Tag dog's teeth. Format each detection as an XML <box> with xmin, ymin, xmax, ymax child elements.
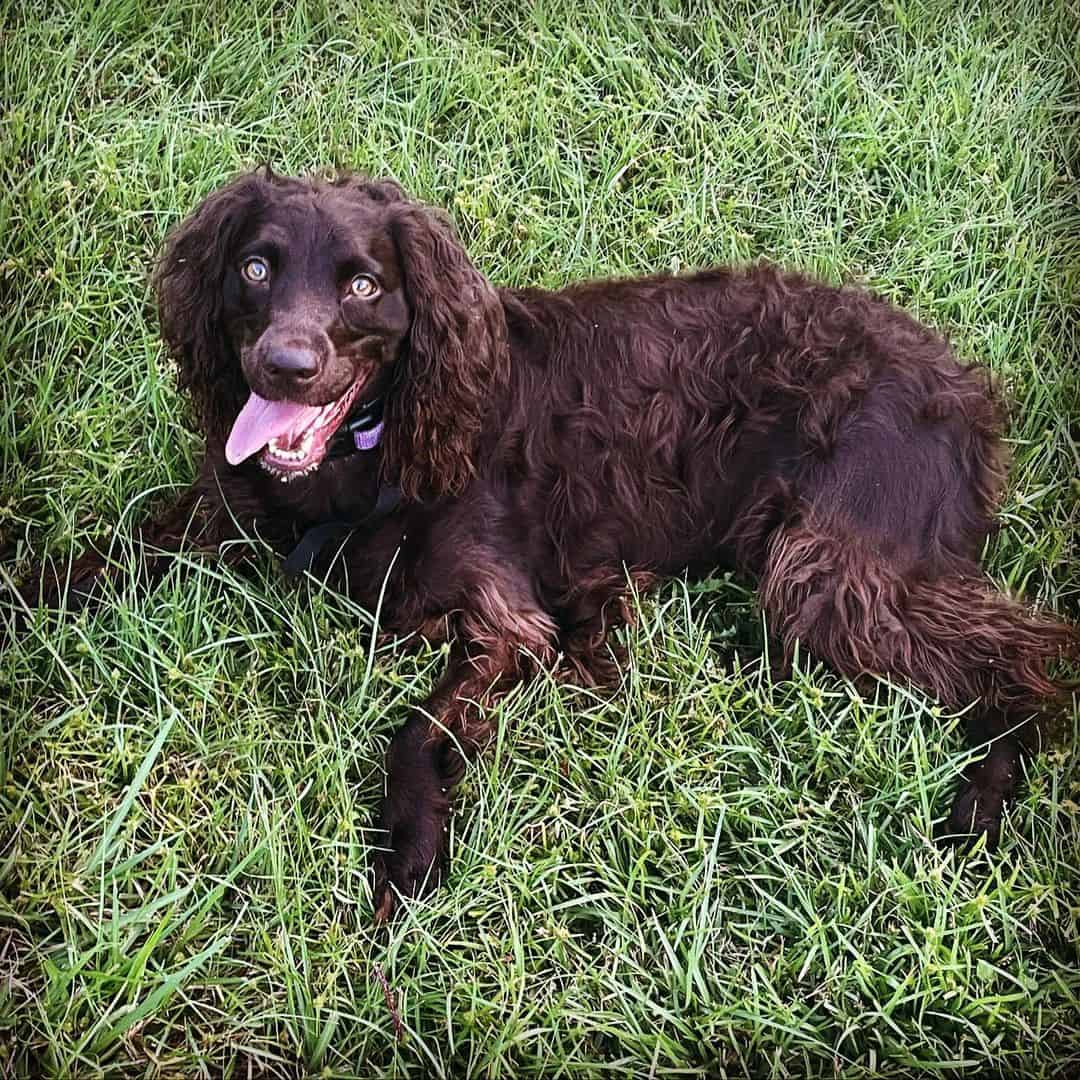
<box><xmin>267</xmin><ymin>436</ymin><xmax>314</xmax><ymax>463</ymax></box>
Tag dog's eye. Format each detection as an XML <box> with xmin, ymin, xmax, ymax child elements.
<box><xmin>241</xmin><ymin>256</ymin><xmax>270</xmax><ymax>284</ymax></box>
<box><xmin>349</xmin><ymin>274</ymin><xmax>380</xmax><ymax>299</ymax></box>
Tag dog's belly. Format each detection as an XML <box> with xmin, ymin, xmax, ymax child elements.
<box><xmin>520</xmin><ymin>414</ymin><xmax>802</xmax><ymax>595</ymax></box>
<box><xmin>532</xmin><ymin>378</ymin><xmax>995</xmax><ymax>594</ymax></box>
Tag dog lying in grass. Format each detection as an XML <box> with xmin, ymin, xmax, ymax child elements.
<box><xmin>20</xmin><ymin>170</ymin><xmax>1076</xmax><ymax>921</ymax></box>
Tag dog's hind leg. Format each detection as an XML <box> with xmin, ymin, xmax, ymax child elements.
<box><xmin>939</xmin><ymin>708</ymin><xmax>1026</xmax><ymax>847</ymax></box>
<box><xmin>758</xmin><ymin>512</ymin><xmax>1075</xmax><ymax>847</ymax></box>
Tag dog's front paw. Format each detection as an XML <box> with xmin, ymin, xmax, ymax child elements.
<box><xmin>372</xmin><ymin>791</ymin><xmax>450</xmax><ymax>923</ymax></box>
<box><xmin>19</xmin><ymin>550</ymin><xmax>112</xmax><ymax>617</ymax></box>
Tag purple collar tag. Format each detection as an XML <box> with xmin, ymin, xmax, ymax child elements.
<box><xmin>353</xmin><ymin>419</ymin><xmax>384</xmax><ymax>451</ymax></box>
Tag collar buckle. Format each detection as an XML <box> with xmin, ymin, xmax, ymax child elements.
<box><xmin>327</xmin><ymin>397</ymin><xmax>384</xmax><ymax>459</ymax></box>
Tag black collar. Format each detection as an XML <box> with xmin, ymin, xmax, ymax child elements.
<box><xmin>282</xmin><ymin>484</ymin><xmax>403</xmax><ymax>580</ymax></box>
<box><xmin>283</xmin><ymin>397</ymin><xmax>403</xmax><ymax>579</ymax></box>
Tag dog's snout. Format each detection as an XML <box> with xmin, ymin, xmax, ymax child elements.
<box><xmin>264</xmin><ymin>345</ymin><xmax>320</xmax><ymax>382</ymax></box>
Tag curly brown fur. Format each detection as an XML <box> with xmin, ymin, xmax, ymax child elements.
<box><xmin>20</xmin><ymin>170</ymin><xmax>1077</xmax><ymax>920</ymax></box>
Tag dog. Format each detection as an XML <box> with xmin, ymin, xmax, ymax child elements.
<box><xmin>20</xmin><ymin>170</ymin><xmax>1076</xmax><ymax>921</ymax></box>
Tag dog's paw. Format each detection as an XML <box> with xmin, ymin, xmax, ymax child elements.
<box><xmin>934</xmin><ymin>781</ymin><xmax>1004</xmax><ymax>851</ymax></box>
<box><xmin>17</xmin><ymin>555</ymin><xmax>109</xmax><ymax>619</ymax></box>
<box><xmin>372</xmin><ymin>795</ymin><xmax>450</xmax><ymax>924</ymax></box>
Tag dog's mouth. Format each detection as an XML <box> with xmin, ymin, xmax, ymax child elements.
<box><xmin>225</xmin><ymin>380</ymin><xmax>365</xmax><ymax>480</ymax></box>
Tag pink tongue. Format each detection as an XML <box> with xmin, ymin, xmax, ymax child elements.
<box><xmin>225</xmin><ymin>393</ymin><xmax>322</xmax><ymax>465</ymax></box>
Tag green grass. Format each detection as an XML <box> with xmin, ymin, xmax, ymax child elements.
<box><xmin>2</xmin><ymin>0</ymin><xmax>1079</xmax><ymax>1075</ymax></box>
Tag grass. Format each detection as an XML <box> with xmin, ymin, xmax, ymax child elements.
<box><xmin>1</xmin><ymin>0</ymin><xmax>1078</xmax><ymax>1075</ymax></box>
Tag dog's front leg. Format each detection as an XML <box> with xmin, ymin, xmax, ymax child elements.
<box><xmin>372</xmin><ymin>622</ymin><xmax>551</xmax><ymax>923</ymax></box>
<box><xmin>13</xmin><ymin>465</ymin><xmax>242</xmax><ymax>620</ymax></box>
<box><xmin>371</xmin><ymin>709</ymin><xmax>456</xmax><ymax>923</ymax></box>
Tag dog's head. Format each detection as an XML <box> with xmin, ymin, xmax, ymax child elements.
<box><xmin>154</xmin><ymin>170</ymin><xmax>507</xmax><ymax>499</ymax></box>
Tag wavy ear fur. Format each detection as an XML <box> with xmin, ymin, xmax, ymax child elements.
<box><xmin>383</xmin><ymin>201</ymin><xmax>509</xmax><ymax>501</ymax></box>
<box><xmin>154</xmin><ymin>172</ymin><xmax>267</xmax><ymax>443</ymax></box>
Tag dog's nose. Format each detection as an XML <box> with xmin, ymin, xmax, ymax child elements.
<box><xmin>265</xmin><ymin>346</ymin><xmax>319</xmax><ymax>381</ymax></box>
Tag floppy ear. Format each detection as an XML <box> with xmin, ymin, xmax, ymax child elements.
<box><xmin>154</xmin><ymin>172</ymin><xmax>265</xmax><ymax>444</ymax></box>
<box><xmin>383</xmin><ymin>201</ymin><xmax>509</xmax><ymax>501</ymax></box>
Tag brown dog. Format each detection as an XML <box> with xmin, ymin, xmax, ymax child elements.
<box><xmin>21</xmin><ymin>170</ymin><xmax>1076</xmax><ymax>920</ymax></box>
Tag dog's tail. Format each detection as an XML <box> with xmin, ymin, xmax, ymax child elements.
<box><xmin>761</xmin><ymin>521</ymin><xmax>1078</xmax><ymax>725</ymax></box>
<box><xmin>900</xmin><ymin>574</ymin><xmax>1077</xmax><ymax>715</ymax></box>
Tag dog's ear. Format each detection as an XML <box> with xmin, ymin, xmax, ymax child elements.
<box><xmin>154</xmin><ymin>172</ymin><xmax>265</xmax><ymax>444</ymax></box>
<box><xmin>384</xmin><ymin>201</ymin><xmax>508</xmax><ymax>501</ymax></box>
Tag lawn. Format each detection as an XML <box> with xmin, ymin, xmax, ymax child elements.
<box><xmin>1</xmin><ymin>0</ymin><xmax>1078</xmax><ymax>1075</ymax></box>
